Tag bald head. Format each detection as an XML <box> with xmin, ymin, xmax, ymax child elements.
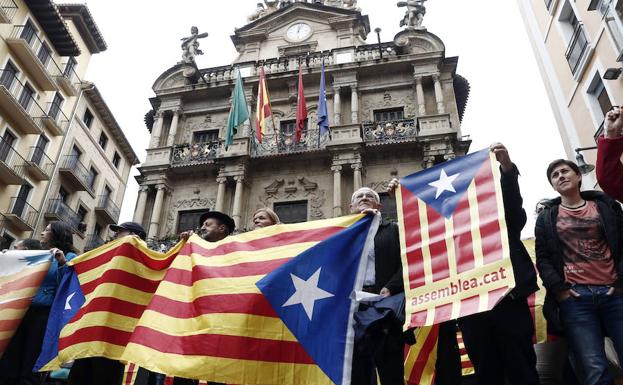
<box><xmin>350</xmin><ymin>187</ymin><xmax>381</xmax><ymax>214</ymax></box>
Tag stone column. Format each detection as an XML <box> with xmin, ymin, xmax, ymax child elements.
<box><xmin>148</xmin><ymin>184</ymin><xmax>166</xmax><ymax>239</ymax></box>
<box><xmin>432</xmin><ymin>74</ymin><xmax>446</xmax><ymax>114</ymax></box>
<box><xmin>350</xmin><ymin>86</ymin><xmax>359</xmax><ymax>124</ymax></box>
<box><xmin>133</xmin><ymin>185</ymin><xmax>150</xmax><ymax>224</ymax></box>
<box><xmin>352</xmin><ymin>163</ymin><xmax>362</xmax><ymax>191</ymax></box>
<box><xmin>215</xmin><ymin>176</ymin><xmax>227</xmax><ymax>212</ymax></box>
<box><xmin>149</xmin><ymin>111</ymin><xmax>165</xmax><ymax>148</ymax></box>
<box><xmin>333</xmin><ymin>86</ymin><xmax>342</xmax><ymax>126</ymax></box>
<box><xmin>332</xmin><ymin>165</ymin><xmax>342</xmax><ymax>217</ymax></box>
<box><xmin>231</xmin><ymin>176</ymin><xmax>244</xmax><ymax>230</ymax></box>
<box><xmin>166</xmin><ymin>109</ymin><xmax>181</xmax><ymax>146</ymax></box>
<box><xmin>415</xmin><ymin>76</ymin><xmax>426</xmax><ymax>116</ymax></box>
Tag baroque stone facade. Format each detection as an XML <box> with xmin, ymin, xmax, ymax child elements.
<box><xmin>135</xmin><ymin>1</ymin><xmax>470</xmax><ymax>239</ymax></box>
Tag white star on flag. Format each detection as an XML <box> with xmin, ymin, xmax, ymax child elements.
<box><xmin>282</xmin><ymin>267</ymin><xmax>334</xmax><ymax>321</ymax></box>
<box><xmin>429</xmin><ymin>169</ymin><xmax>460</xmax><ymax>199</ymax></box>
<box><xmin>64</xmin><ymin>292</ymin><xmax>76</xmax><ymax>310</ymax></box>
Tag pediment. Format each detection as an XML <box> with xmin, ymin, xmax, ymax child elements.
<box><xmin>232</xmin><ymin>2</ymin><xmax>369</xmax><ymax>46</ymax></box>
<box><xmin>153</xmin><ymin>64</ymin><xmax>186</xmax><ymax>92</ymax></box>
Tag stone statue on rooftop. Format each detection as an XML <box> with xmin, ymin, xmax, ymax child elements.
<box><xmin>249</xmin><ymin>0</ymin><xmax>280</xmax><ymax>21</ymax></box>
<box><xmin>398</xmin><ymin>0</ymin><xmax>427</xmax><ymax>29</ymax></box>
<box><xmin>180</xmin><ymin>26</ymin><xmax>208</xmax><ymax>64</ymax></box>
<box><xmin>342</xmin><ymin>0</ymin><xmax>358</xmax><ymax>9</ymax></box>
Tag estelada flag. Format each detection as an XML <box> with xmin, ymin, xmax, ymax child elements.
<box><xmin>37</xmin><ymin>215</ymin><xmax>378</xmax><ymax>385</ymax></box>
<box><xmin>0</xmin><ymin>250</ymin><xmax>51</xmax><ymax>358</ymax></box>
<box><xmin>396</xmin><ymin>148</ymin><xmax>515</xmax><ymax>328</ymax></box>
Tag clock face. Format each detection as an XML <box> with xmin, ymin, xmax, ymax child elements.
<box><xmin>286</xmin><ymin>22</ymin><xmax>312</xmax><ymax>42</ymax></box>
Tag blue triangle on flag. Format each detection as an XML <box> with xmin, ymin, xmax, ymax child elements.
<box><xmin>256</xmin><ymin>215</ymin><xmax>374</xmax><ymax>385</ymax></box>
<box><xmin>400</xmin><ymin>149</ymin><xmax>491</xmax><ymax>218</ymax></box>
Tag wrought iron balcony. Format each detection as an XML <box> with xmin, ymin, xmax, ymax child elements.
<box><xmin>566</xmin><ymin>23</ymin><xmax>590</xmax><ymax>75</ymax></box>
<box><xmin>362</xmin><ymin>118</ymin><xmax>418</xmax><ymax>145</ymax></box>
<box><xmin>58</xmin><ymin>155</ymin><xmax>93</xmax><ymax>193</ymax></box>
<box><xmin>24</xmin><ymin>146</ymin><xmax>54</xmax><ymax>181</ymax></box>
<box><xmin>44</xmin><ymin>198</ymin><xmax>82</xmax><ymax>231</ymax></box>
<box><xmin>43</xmin><ymin>102</ymin><xmax>69</xmax><ymax>136</ymax></box>
<box><xmin>95</xmin><ymin>195</ymin><xmax>120</xmax><ymax>224</ymax></box>
<box><xmin>56</xmin><ymin>61</ymin><xmax>81</xmax><ymax>96</ymax></box>
<box><xmin>0</xmin><ymin>69</ymin><xmax>45</xmax><ymax>135</ymax></box>
<box><xmin>251</xmin><ymin>129</ymin><xmax>328</xmax><ymax>157</ymax></box>
<box><xmin>6</xmin><ymin>25</ymin><xmax>65</xmax><ymax>91</ymax></box>
<box><xmin>0</xmin><ymin>0</ymin><xmax>18</xmax><ymax>23</ymax></box>
<box><xmin>0</xmin><ymin>135</ymin><xmax>25</xmax><ymax>185</ymax></box>
<box><xmin>171</xmin><ymin>141</ymin><xmax>220</xmax><ymax>167</ymax></box>
<box><xmin>84</xmin><ymin>233</ymin><xmax>106</xmax><ymax>252</ymax></box>
<box><xmin>2</xmin><ymin>197</ymin><xmax>38</xmax><ymax>231</ymax></box>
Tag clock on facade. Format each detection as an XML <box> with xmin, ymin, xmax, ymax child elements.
<box><xmin>286</xmin><ymin>22</ymin><xmax>312</xmax><ymax>42</ymax></box>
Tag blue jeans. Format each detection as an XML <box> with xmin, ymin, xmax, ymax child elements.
<box><xmin>559</xmin><ymin>284</ymin><xmax>623</xmax><ymax>385</ymax></box>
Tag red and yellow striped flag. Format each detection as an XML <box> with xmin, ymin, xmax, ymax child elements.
<box><xmin>0</xmin><ymin>250</ymin><xmax>51</xmax><ymax>358</ymax></box>
<box><xmin>43</xmin><ymin>215</ymin><xmax>368</xmax><ymax>384</ymax></box>
<box><xmin>404</xmin><ymin>325</ymin><xmax>439</xmax><ymax>385</ymax></box>
<box><xmin>397</xmin><ymin>149</ymin><xmax>514</xmax><ymax>327</ymax></box>
<box><xmin>256</xmin><ymin>67</ymin><xmax>273</xmax><ymax>143</ymax></box>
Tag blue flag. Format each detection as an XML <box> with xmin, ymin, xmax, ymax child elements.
<box><xmin>35</xmin><ymin>267</ymin><xmax>85</xmax><ymax>371</ymax></box>
<box><xmin>256</xmin><ymin>214</ymin><xmax>378</xmax><ymax>385</ymax></box>
<box><xmin>400</xmin><ymin>149</ymin><xmax>491</xmax><ymax>218</ymax></box>
<box><xmin>317</xmin><ymin>61</ymin><xmax>330</xmax><ymax>136</ymax></box>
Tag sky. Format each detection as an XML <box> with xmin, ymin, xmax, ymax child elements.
<box><xmin>81</xmin><ymin>0</ymin><xmax>566</xmax><ymax>237</ymax></box>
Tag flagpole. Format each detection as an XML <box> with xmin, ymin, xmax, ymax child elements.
<box><xmin>318</xmin><ymin>56</ymin><xmax>323</xmax><ymax>149</ymax></box>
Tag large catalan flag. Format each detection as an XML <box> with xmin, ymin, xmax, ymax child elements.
<box><xmin>0</xmin><ymin>250</ymin><xmax>51</xmax><ymax>358</ymax></box>
<box><xmin>37</xmin><ymin>215</ymin><xmax>378</xmax><ymax>385</ymax></box>
<box><xmin>396</xmin><ymin>149</ymin><xmax>514</xmax><ymax>327</ymax></box>
<box><xmin>255</xmin><ymin>67</ymin><xmax>273</xmax><ymax>143</ymax></box>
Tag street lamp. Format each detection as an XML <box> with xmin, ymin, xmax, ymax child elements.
<box><xmin>374</xmin><ymin>27</ymin><xmax>383</xmax><ymax>59</ymax></box>
<box><xmin>574</xmin><ymin>146</ymin><xmax>597</xmax><ymax>174</ymax></box>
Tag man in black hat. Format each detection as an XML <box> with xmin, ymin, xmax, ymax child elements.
<box><xmin>110</xmin><ymin>221</ymin><xmax>147</xmax><ymax>240</ymax></box>
<box><xmin>181</xmin><ymin>211</ymin><xmax>235</xmax><ymax>243</ymax></box>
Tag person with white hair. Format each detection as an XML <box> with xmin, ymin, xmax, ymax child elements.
<box><xmin>349</xmin><ymin>187</ymin><xmax>405</xmax><ymax>385</ymax></box>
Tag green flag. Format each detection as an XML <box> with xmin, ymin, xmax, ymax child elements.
<box><xmin>225</xmin><ymin>71</ymin><xmax>250</xmax><ymax>149</ymax></box>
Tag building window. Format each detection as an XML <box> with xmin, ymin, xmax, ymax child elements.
<box><xmin>83</xmin><ymin>108</ymin><xmax>94</xmax><ymax>128</ymax></box>
<box><xmin>64</xmin><ymin>57</ymin><xmax>77</xmax><ymax>77</ymax></box>
<box><xmin>0</xmin><ymin>232</ymin><xmax>15</xmax><ymax>250</ymax></box>
<box><xmin>58</xmin><ymin>186</ymin><xmax>69</xmax><ymax>203</ymax></box>
<box><xmin>20</xmin><ymin>20</ymin><xmax>36</xmax><ymax>45</ymax></box>
<box><xmin>98</xmin><ymin>132</ymin><xmax>108</xmax><ymax>150</ymax></box>
<box><xmin>597</xmin><ymin>0</ymin><xmax>623</xmax><ymax>61</ymax></box>
<box><xmin>112</xmin><ymin>151</ymin><xmax>121</xmax><ymax>168</ymax></box>
<box><xmin>193</xmin><ymin>130</ymin><xmax>219</xmax><ymax>143</ymax></box>
<box><xmin>0</xmin><ymin>61</ymin><xmax>18</xmax><ymax>89</ymax></box>
<box><xmin>374</xmin><ymin>108</ymin><xmax>404</xmax><ymax>122</ymax></box>
<box><xmin>18</xmin><ymin>83</ymin><xmax>34</xmax><ymax>111</ymax></box>
<box><xmin>274</xmin><ymin>201</ymin><xmax>308</xmax><ymax>224</ymax></box>
<box><xmin>77</xmin><ymin>205</ymin><xmax>88</xmax><ymax>222</ymax></box>
<box><xmin>560</xmin><ymin>2</ymin><xmax>590</xmax><ymax>75</ymax></box>
<box><xmin>545</xmin><ymin>0</ymin><xmax>554</xmax><ymax>11</ymax></box>
<box><xmin>177</xmin><ymin>210</ymin><xmax>204</xmax><ymax>233</ymax></box>
<box><xmin>49</xmin><ymin>93</ymin><xmax>63</xmax><ymax>120</ymax></box>
<box><xmin>87</xmin><ymin>167</ymin><xmax>98</xmax><ymax>190</ymax></box>
<box><xmin>37</xmin><ymin>42</ymin><xmax>51</xmax><ymax>67</ymax></box>
<box><xmin>378</xmin><ymin>192</ymin><xmax>397</xmax><ymax>222</ymax></box>
<box><xmin>588</xmin><ymin>74</ymin><xmax>613</xmax><ymax>134</ymax></box>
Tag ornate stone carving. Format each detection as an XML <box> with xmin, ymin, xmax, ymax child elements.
<box><xmin>368</xmin><ymin>181</ymin><xmax>389</xmax><ymax>193</ymax></box>
<box><xmin>361</xmin><ymin>92</ymin><xmax>416</xmax><ymax>121</ymax></box>
<box><xmin>172</xmin><ymin>197</ymin><xmax>216</xmax><ymax>209</ymax></box>
<box><xmin>259</xmin><ymin>177</ymin><xmax>326</xmax><ymax>220</ymax></box>
<box><xmin>398</xmin><ymin>0</ymin><xmax>427</xmax><ymax>30</ymax></box>
<box><xmin>180</xmin><ymin>26</ymin><xmax>209</xmax><ymax>65</ymax></box>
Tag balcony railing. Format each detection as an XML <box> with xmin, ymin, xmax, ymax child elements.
<box><xmin>4</xmin><ymin>197</ymin><xmax>38</xmax><ymax>230</ymax></box>
<box><xmin>84</xmin><ymin>233</ymin><xmax>105</xmax><ymax>251</ymax></box>
<box><xmin>362</xmin><ymin>118</ymin><xmax>418</xmax><ymax>145</ymax></box>
<box><xmin>0</xmin><ymin>69</ymin><xmax>46</xmax><ymax>134</ymax></box>
<box><xmin>200</xmin><ymin>43</ymin><xmax>401</xmax><ymax>82</ymax></box>
<box><xmin>171</xmin><ymin>141</ymin><xmax>220</xmax><ymax>167</ymax></box>
<box><xmin>95</xmin><ymin>195</ymin><xmax>120</xmax><ymax>223</ymax></box>
<box><xmin>58</xmin><ymin>155</ymin><xmax>93</xmax><ymax>193</ymax></box>
<box><xmin>251</xmin><ymin>128</ymin><xmax>328</xmax><ymax>157</ymax></box>
<box><xmin>44</xmin><ymin>101</ymin><xmax>69</xmax><ymax>135</ymax></box>
<box><xmin>566</xmin><ymin>23</ymin><xmax>590</xmax><ymax>75</ymax></box>
<box><xmin>45</xmin><ymin>198</ymin><xmax>82</xmax><ymax>230</ymax></box>
<box><xmin>25</xmin><ymin>146</ymin><xmax>54</xmax><ymax>180</ymax></box>
<box><xmin>9</xmin><ymin>25</ymin><xmax>65</xmax><ymax>78</ymax></box>
<box><xmin>57</xmin><ymin>61</ymin><xmax>81</xmax><ymax>95</ymax></box>
<box><xmin>0</xmin><ymin>0</ymin><xmax>18</xmax><ymax>23</ymax></box>
<box><xmin>0</xmin><ymin>135</ymin><xmax>25</xmax><ymax>184</ymax></box>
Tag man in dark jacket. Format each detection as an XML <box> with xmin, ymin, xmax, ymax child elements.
<box><xmin>536</xmin><ymin>158</ymin><xmax>623</xmax><ymax>385</ymax></box>
<box><xmin>457</xmin><ymin>143</ymin><xmax>540</xmax><ymax>385</ymax></box>
<box><xmin>349</xmin><ymin>187</ymin><xmax>404</xmax><ymax>385</ymax></box>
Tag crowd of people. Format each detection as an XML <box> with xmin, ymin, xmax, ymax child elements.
<box><xmin>0</xmin><ymin>108</ymin><xmax>622</xmax><ymax>385</ymax></box>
